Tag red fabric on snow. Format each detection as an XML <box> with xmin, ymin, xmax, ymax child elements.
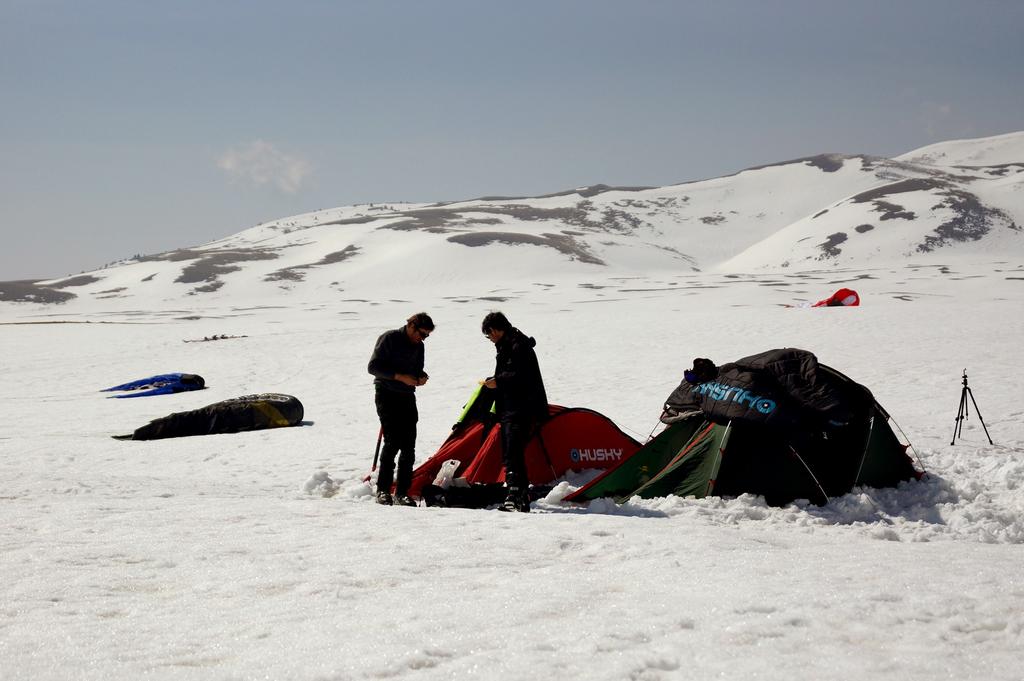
<box><xmin>812</xmin><ymin>288</ymin><xmax>860</xmax><ymax>307</ymax></box>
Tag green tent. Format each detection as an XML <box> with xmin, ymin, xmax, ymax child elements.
<box><xmin>566</xmin><ymin>404</ymin><xmax>920</xmax><ymax>507</ymax></box>
<box><xmin>566</xmin><ymin>416</ymin><xmax>708</xmax><ymax>502</ymax></box>
<box><xmin>625</xmin><ymin>419</ymin><xmax>732</xmax><ymax>501</ymax></box>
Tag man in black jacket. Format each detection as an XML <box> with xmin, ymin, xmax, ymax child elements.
<box><xmin>367</xmin><ymin>312</ymin><xmax>434</xmax><ymax>506</ymax></box>
<box><xmin>481</xmin><ymin>312</ymin><xmax>548</xmax><ymax>512</ymax></box>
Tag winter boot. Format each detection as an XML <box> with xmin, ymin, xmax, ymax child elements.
<box><xmin>376</xmin><ymin>491</ymin><xmax>394</xmax><ymax>506</ymax></box>
<box><xmin>498</xmin><ymin>488</ymin><xmax>530</xmax><ymax>513</ymax></box>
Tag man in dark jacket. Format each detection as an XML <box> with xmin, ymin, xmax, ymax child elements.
<box><xmin>367</xmin><ymin>312</ymin><xmax>434</xmax><ymax>506</ymax></box>
<box><xmin>481</xmin><ymin>311</ymin><xmax>548</xmax><ymax>512</ymax></box>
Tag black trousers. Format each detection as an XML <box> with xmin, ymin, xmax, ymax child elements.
<box><xmin>500</xmin><ymin>417</ymin><xmax>534</xmax><ymax>492</ymax></box>
<box><xmin>375</xmin><ymin>387</ymin><xmax>418</xmax><ymax>496</ymax></box>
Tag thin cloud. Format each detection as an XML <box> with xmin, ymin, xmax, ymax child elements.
<box><xmin>217</xmin><ymin>140</ymin><xmax>312</xmax><ymax>194</ymax></box>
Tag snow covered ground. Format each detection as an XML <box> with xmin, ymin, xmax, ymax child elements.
<box><xmin>2</xmin><ymin>257</ymin><xmax>1022</xmax><ymax>680</ymax></box>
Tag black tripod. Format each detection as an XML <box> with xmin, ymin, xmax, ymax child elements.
<box><xmin>951</xmin><ymin>369</ymin><xmax>993</xmax><ymax>445</ymax></box>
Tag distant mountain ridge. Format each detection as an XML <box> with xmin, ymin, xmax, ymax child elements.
<box><xmin>2</xmin><ymin>131</ymin><xmax>1022</xmax><ymax>307</ymax></box>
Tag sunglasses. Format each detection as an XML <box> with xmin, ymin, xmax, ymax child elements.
<box><xmin>415</xmin><ymin>327</ymin><xmax>431</xmax><ymax>339</ymax></box>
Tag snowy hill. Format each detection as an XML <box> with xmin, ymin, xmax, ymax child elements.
<box><xmin>1</xmin><ymin>131</ymin><xmax>1022</xmax><ymax>311</ymax></box>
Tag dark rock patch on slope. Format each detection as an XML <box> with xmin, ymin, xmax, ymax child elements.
<box><xmin>873</xmin><ymin>201</ymin><xmax>916</xmax><ymax>221</ymax></box>
<box><xmin>744</xmin><ymin>153</ymin><xmax>851</xmax><ymax>174</ymax></box>
<box><xmin>370</xmin><ymin>202</ymin><xmax>646</xmax><ymax>237</ymax></box>
<box><xmin>918</xmin><ymin>190</ymin><xmax>1020</xmax><ymax>252</ymax></box>
<box><xmin>145</xmin><ymin>249</ymin><xmax>282</xmax><ymax>285</ymax></box>
<box><xmin>447</xmin><ymin>232</ymin><xmax>606</xmax><ymax>265</ymax></box>
<box><xmin>0</xmin><ymin>280</ymin><xmax>77</xmax><ymax>304</ymax></box>
<box><xmin>265</xmin><ymin>246</ymin><xmax>361</xmax><ymax>282</ymax></box>
<box><xmin>472</xmin><ymin>183</ymin><xmax>654</xmax><ymax>202</ymax></box>
<box><xmin>49</xmin><ymin>275</ymin><xmax>102</xmax><ymax>288</ymax></box>
<box><xmin>818</xmin><ymin>232</ymin><xmax>849</xmax><ymax>259</ymax></box>
<box><xmin>952</xmin><ymin>162</ymin><xmax>1024</xmax><ymax>177</ymax></box>
<box><xmin>850</xmin><ymin>178</ymin><xmax>946</xmax><ymax>203</ymax></box>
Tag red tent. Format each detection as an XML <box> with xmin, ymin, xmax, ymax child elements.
<box><xmin>408</xmin><ymin>402</ymin><xmax>641</xmax><ymax>498</ymax></box>
<box><xmin>812</xmin><ymin>288</ymin><xmax>860</xmax><ymax>307</ymax></box>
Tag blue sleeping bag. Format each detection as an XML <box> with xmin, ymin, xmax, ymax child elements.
<box><xmin>102</xmin><ymin>373</ymin><xmax>206</xmax><ymax>398</ymax></box>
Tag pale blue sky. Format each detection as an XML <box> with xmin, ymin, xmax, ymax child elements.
<box><xmin>2</xmin><ymin>0</ymin><xmax>1022</xmax><ymax>280</ymax></box>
